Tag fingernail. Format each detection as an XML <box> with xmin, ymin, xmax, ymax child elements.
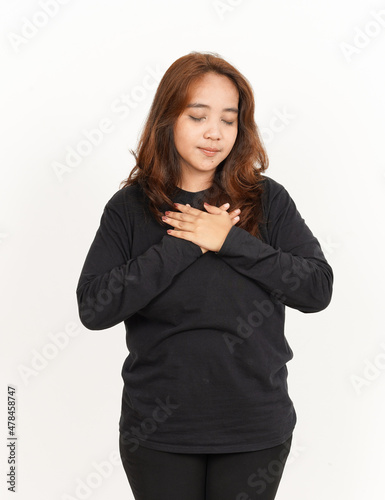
<box><xmin>224</xmin><ymin>203</ymin><xmax>230</xmax><ymax>208</ymax></box>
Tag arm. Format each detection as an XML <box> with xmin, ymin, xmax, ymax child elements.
<box><xmin>216</xmin><ymin>183</ymin><xmax>333</xmax><ymax>313</ymax></box>
<box><xmin>76</xmin><ymin>195</ymin><xmax>202</xmax><ymax>330</ymax></box>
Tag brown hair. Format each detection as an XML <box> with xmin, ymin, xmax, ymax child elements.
<box><xmin>120</xmin><ymin>51</ymin><xmax>269</xmax><ymax>237</ymax></box>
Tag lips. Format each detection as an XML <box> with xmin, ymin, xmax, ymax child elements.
<box><xmin>199</xmin><ymin>147</ymin><xmax>220</xmax><ymax>157</ymax></box>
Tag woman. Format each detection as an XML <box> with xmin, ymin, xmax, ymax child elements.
<box><xmin>76</xmin><ymin>52</ymin><xmax>333</xmax><ymax>500</ymax></box>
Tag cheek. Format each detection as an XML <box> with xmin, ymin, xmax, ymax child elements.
<box><xmin>174</xmin><ymin>122</ymin><xmax>196</xmax><ymax>151</ymax></box>
<box><xmin>173</xmin><ymin>123</ymin><xmax>182</xmax><ymax>150</ymax></box>
<box><xmin>226</xmin><ymin>128</ymin><xmax>238</xmax><ymax>152</ymax></box>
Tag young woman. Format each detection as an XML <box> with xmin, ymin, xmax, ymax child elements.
<box><xmin>76</xmin><ymin>52</ymin><xmax>333</xmax><ymax>500</ymax></box>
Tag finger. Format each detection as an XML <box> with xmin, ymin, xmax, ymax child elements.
<box><xmin>203</xmin><ymin>202</ymin><xmax>224</xmax><ymax>214</ymax></box>
<box><xmin>166</xmin><ymin>228</ymin><xmax>192</xmax><ymax>242</ymax></box>
<box><xmin>173</xmin><ymin>203</ymin><xmax>200</xmax><ymax>214</ymax></box>
<box><xmin>163</xmin><ymin>209</ymin><xmax>197</xmax><ymax>231</ymax></box>
<box><xmin>163</xmin><ymin>210</ymin><xmax>196</xmax><ymax>228</ymax></box>
<box><xmin>213</xmin><ymin>204</ymin><xmax>242</xmax><ymax>222</ymax></box>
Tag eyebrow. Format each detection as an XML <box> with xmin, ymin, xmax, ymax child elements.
<box><xmin>186</xmin><ymin>103</ymin><xmax>239</xmax><ymax>114</ymax></box>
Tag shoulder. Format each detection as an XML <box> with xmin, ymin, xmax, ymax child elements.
<box><xmin>259</xmin><ymin>174</ymin><xmax>302</xmax><ymax>231</ymax></box>
<box><xmin>105</xmin><ymin>183</ymin><xmax>145</xmax><ymax>213</ymax></box>
<box><xmin>100</xmin><ymin>184</ymin><xmax>147</xmax><ymax>234</ymax></box>
<box><xmin>260</xmin><ymin>174</ymin><xmax>288</xmax><ymax>206</ymax></box>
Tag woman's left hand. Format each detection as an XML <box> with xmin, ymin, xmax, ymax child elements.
<box><xmin>163</xmin><ymin>202</ymin><xmax>235</xmax><ymax>253</ymax></box>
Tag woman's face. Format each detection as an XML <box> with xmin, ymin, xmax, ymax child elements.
<box><xmin>173</xmin><ymin>72</ymin><xmax>239</xmax><ymax>187</ymax></box>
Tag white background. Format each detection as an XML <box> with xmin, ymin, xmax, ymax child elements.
<box><xmin>1</xmin><ymin>0</ymin><xmax>384</xmax><ymax>499</ymax></box>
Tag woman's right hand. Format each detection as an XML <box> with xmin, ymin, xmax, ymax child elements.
<box><xmin>195</xmin><ymin>203</ymin><xmax>241</xmax><ymax>254</ymax></box>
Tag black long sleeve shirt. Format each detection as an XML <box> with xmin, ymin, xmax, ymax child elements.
<box><xmin>76</xmin><ymin>175</ymin><xmax>333</xmax><ymax>453</ymax></box>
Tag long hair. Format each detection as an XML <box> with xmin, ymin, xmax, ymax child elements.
<box><xmin>120</xmin><ymin>51</ymin><xmax>269</xmax><ymax>238</ymax></box>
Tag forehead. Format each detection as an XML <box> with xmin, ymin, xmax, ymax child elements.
<box><xmin>187</xmin><ymin>73</ymin><xmax>239</xmax><ymax>106</ymax></box>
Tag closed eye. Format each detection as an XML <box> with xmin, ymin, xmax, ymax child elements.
<box><xmin>189</xmin><ymin>116</ymin><xmax>234</xmax><ymax>125</ymax></box>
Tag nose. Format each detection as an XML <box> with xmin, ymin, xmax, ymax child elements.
<box><xmin>203</xmin><ymin>120</ymin><xmax>222</xmax><ymax>140</ymax></box>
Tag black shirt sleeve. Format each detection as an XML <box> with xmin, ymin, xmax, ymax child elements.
<box><xmin>216</xmin><ymin>179</ymin><xmax>333</xmax><ymax>313</ymax></box>
<box><xmin>76</xmin><ymin>191</ymin><xmax>202</xmax><ymax>330</ymax></box>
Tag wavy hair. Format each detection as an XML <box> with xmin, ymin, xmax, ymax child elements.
<box><xmin>120</xmin><ymin>51</ymin><xmax>269</xmax><ymax>238</ymax></box>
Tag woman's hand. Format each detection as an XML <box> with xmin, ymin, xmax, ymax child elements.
<box><xmin>163</xmin><ymin>202</ymin><xmax>241</xmax><ymax>254</ymax></box>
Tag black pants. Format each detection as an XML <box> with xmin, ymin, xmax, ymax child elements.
<box><xmin>119</xmin><ymin>433</ymin><xmax>292</xmax><ymax>500</ymax></box>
